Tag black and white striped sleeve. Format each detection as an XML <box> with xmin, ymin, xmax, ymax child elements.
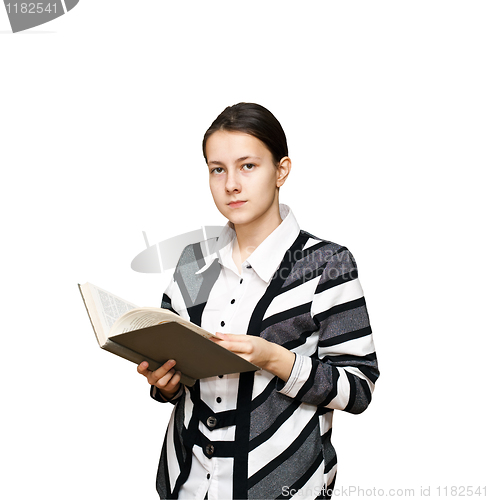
<box><xmin>277</xmin><ymin>247</ymin><xmax>379</xmax><ymax>414</ymax></box>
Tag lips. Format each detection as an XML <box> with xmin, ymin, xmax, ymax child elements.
<box><xmin>228</xmin><ymin>201</ymin><xmax>246</xmax><ymax>208</ymax></box>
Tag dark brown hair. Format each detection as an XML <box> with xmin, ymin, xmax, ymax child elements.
<box><xmin>202</xmin><ymin>103</ymin><xmax>288</xmax><ymax>165</ymax></box>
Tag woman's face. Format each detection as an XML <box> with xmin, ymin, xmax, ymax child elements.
<box><xmin>205</xmin><ymin>130</ymin><xmax>289</xmax><ymax>229</ymax></box>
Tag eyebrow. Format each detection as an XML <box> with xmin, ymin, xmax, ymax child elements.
<box><xmin>208</xmin><ymin>156</ymin><xmax>261</xmax><ymax>166</ymax></box>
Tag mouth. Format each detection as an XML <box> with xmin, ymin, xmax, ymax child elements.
<box><xmin>228</xmin><ymin>200</ymin><xmax>247</xmax><ymax>208</ymax></box>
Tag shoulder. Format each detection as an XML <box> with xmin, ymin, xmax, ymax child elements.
<box><xmin>296</xmin><ymin>231</ymin><xmax>361</xmax><ymax>293</ymax></box>
<box><xmin>299</xmin><ymin>229</ymin><xmax>356</xmax><ymax>265</ymax></box>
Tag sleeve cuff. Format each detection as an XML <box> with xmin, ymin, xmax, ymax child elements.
<box><xmin>150</xmin><ymin>384</ymin><xmax>184</xmax><ymax>404</ymax></box>
<box><xmin>276</xmin><ymin>354</ymin><xmax>313</xmax><ymax>398</ymax></box>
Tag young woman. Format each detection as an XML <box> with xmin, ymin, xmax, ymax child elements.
<box><xmin>138</xmin><ymin>103</ymin><xmax>379</xmax><ymax>500</ymax></box>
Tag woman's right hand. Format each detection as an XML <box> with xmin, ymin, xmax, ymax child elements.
<box><xmin>137</xmin><ymin>359</ymin><xmax>182</xmax><ymax>400</ymax></box>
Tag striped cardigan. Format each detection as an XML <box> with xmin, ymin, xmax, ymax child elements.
<box><xmin>151</xmin><ymin>230</ymin><xmax>379</xmax><ymax>499</ymax></box>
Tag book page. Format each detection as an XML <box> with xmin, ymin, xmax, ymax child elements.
<box><xmin>109</xmin><ymin>307</ymin><xmax>219</xmax><ymax>340</ymax></box>
<box><xmin>85</xmin><ymin>283</ymin><xmax>138</xmax><ymax>343</ymax></box>
<box><xmin>111</xmin><ymin>309</ymin><xmax>173</xmax><ymax>335</ymax></box>
<box><xmin>94</xmin><ymin>286</ymin><xmax>137</xmax><ymax>330</ymax></box>
<box><xmin>110</xmin><ymin>307</ymin><xmax>187</xmax><ymax>336</ymax></box>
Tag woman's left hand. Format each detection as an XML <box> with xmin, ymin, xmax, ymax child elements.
<box><xmin>211</xmin><ymin>333</ymin><xmax>295</xmax><ymax>382</ymax></box>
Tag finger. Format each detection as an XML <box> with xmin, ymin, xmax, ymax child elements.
<box><xmin>154</xmin><ymin>368</ymin><xmax>177</xmax><ymax>389</ymax></box>
<box><xmin>165</xmin><ymin>371</ymin><xmax>182</xmax><ymax>391</ymax></box>
<box><xmin>211</xmin><ymin>333</ymin><xmax>249</xmax><ymax>343</ymax></box>
<box><xmin>148</xmin><ymin>359</ymin><xmax>177</xmax><ymax>382</ymax></box>
<box><xmin>215</xmin><ymin>339</ymin><xmax>253</xmax><ymax>355</ymax></box>
<box><xmin>213</xmin><ymin>333</ymin><xmax>250</xmax><ymax>342</ymax></box>
<box><xmin>137</xmin><ymin>361</ymin><xmax>150</xmax><ymax>376</ymax></box>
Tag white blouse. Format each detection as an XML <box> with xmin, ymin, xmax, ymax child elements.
<box><xmin>179</xmin><ymin>204</ymin><xmax>301</xmax><ymax>500</ymax></box>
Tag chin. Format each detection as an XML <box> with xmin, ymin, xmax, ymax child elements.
<box><xmin>226</xmin><ymin>214</ymin><xmax>245</xmax><ymax>225</ymax></box>
<box><xmin>223</xmin><ymin>211</ymin><xmax>250</xmax><ymax>226</ymax></box>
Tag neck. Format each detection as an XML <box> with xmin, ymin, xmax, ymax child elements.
<box><xmin>233</xmin><ymin>202</ymin><xmax>283</xmax><ymax>264</ymax></box>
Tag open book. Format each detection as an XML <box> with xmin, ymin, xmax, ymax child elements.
<box><xmin>79</xmin><ymin>282</ymin><xmax>258</xmax><ymax>386</ymax></box>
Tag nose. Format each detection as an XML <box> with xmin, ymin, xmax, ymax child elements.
<box><xmin>225</xmin><ymin>170</ymin><xmax>241</xmax><ymax>193</ymax></box>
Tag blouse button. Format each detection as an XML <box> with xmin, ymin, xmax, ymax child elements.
<box><xmin>207</xmin><ymin>416</ymin><xmax>217</xmax><ymax>428</ymax></box>
<box><xmin>231</xmin><ymin>299</ymin><xmax>235</xmax><ymax>304</ymax></box>
<box><xmin>240</xmin><ymin>278</ymin><xmax>243</xmax><ymax>284</ymax></box>
<box><xmin>220</xmin><ymin>321</ymin><xmax>225</xmax><ymax>327</ymax></box>
<box><xmin>216</xmin><ymin>397</ymin><xmax>222</xmax><ymax>403</ymax></box>
<box><xmin>207</xmin><ymin>473</ymin><xmax>211</xmax><ymax>479</ymax></box>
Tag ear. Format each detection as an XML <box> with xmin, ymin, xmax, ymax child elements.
<box><xmin>276</xmin><ymin>156</ymin><xmax>291</xmax><ymax>188</ymax></box>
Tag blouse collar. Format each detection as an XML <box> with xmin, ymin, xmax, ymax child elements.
<box><xmin>196</xmin><ymin>204</ymin><xmax>300</xmax><ymax>284</ymax></box>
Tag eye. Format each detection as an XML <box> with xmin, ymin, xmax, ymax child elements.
<box><xmin>242</xmin><ymin>163</ymin><xmax>255</xmax><ymax>171</ymax></box>
<box><xmin>210</xmin><ymin>167</ymin><xmax>225</xmax><ymax>174</ymax></box>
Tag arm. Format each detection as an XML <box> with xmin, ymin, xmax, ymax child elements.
<box><xmin>211</xmin><ymin>248</ymin><xmax>378</xmax><ymax>414</ymax></box>
<box><xmin>277</xmin><ymin>247</ymin><xmax>379</xmax><ymax>414</ymax></box>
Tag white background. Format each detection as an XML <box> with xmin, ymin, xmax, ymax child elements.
<box><xmin>1</xmin><ymin>1</ymin><xmax>489</xmax><ymax>498</ymax></box>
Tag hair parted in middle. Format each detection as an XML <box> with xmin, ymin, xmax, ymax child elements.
<box><xmin>202</xmin><ymin>103</ymin><xmax>288</xmax><ymax>165</ymax></box>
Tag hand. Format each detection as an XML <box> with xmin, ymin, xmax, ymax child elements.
<box><xmin>137</xmin><ymin>359</ymin><xmax>182</xmax><ymax>400</ymax></box>
<box><xmin>211</xmin><ymin>333</ymin><xmax>295</xmax><ymax>382</ymax></box>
